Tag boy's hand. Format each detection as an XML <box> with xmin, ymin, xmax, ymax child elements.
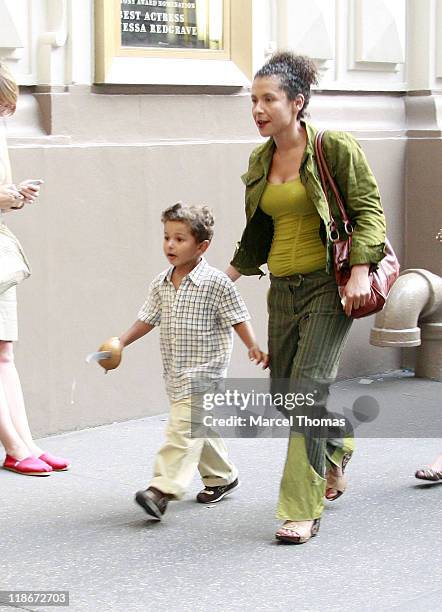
<box><xmin>97</xmin><ymin>337</ymin><xmax>122</xmax><ymax>372</ymax></box>
<box><xmin>232</xmin><ymin>321</ymin><xmax>268</xmax><ymax>368</ymax></box>
<box><xmin>248</xmin><ymin>345</ymin><xmax>269</xmax><ymax>369</ymax></box>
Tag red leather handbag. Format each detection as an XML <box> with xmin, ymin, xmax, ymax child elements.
<box><xmin>314</xmin><ymin>130</ymin><xmax>400</xmax><ymax>319</ymax></box>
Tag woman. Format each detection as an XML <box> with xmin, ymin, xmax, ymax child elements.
<box><xmin>0</xmin><ymin>61</ymin><xmax>69</xmax><ymax>476</ymax></box>
<box><xmin>226</xmin><ymin>52</ymin><xmax>386</xmax><ymax>543</ymax></box>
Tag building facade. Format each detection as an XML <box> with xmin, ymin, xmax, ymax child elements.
<box><xmin>1</xmin><ymin>0</ymin><xmax>441</xmax><ymax>435</ymax></box>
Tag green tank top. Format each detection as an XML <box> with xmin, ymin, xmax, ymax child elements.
<box><xmin>260</xmin><ymin>178</ymin><xmax>326</xmax><ymax>276</ymax></box>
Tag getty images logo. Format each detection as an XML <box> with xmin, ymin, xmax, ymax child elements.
<box><xmin>226</xmin><ymin>394</ymin><xmax>381</xmax><ymax>439</ymax></box>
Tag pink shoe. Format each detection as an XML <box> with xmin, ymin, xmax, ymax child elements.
<box><xmin>39</xmin><ymin>452</ymin><xmax>71</xmax><ymax>471</ymax></box>
<box><xmin>3</xmin><ymin>454</ymin><xmax>52</xmax><ymax>476</ymax></box>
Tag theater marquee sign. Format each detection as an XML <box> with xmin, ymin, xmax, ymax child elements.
<box><xmin>120</xmin><ymin>0</ymin><xmax>223</xmax><ymax>50</ymax></box>
<box><xmin>95</xmin><ymin>0</ymin><xmax>252</xmax><ymax>85</ymax></box>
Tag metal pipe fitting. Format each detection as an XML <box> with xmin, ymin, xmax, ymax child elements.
<box><xmin>370</xmin><ymin>269</ymin><xmax>442</xmax><ymax>380</ymax></box>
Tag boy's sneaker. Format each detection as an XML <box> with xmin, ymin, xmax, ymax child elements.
<box><xmin>196</xmin><ymin>478</ymin><xmax>239</xmax><ymax>504</ymax></box>
<box><xmin>135</xmin><ymin>487</ymin><xmax>170</xmax><ymax>519</ymax></box>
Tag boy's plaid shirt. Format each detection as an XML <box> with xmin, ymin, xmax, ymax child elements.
<box><xmin>138</xmin><ymin>258</ymin><xmax>250</xmax><ymax>401</ymax></box>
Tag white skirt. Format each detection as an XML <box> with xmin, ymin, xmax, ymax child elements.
<box><xmin>0</xmin><ymin>285</ymin><xmax>18</xmax><ymax>341</ymax></box>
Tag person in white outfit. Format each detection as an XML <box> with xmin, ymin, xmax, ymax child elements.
<box><xmin>0</xmin><ymin>61</ymin><xmax>70</xmax><ymax>476</ymax></box>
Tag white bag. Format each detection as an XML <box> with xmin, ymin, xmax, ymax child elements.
<box><xmin>0</xmin><ymin>226</ymin><xmax>30</xmax><ymax>295</ymax></box>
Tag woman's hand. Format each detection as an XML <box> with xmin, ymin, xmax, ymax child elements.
<box><xmin>341</xmin><ymin>264</ymin><xmax>371</xmax><ymax>317</ymax></box>
<box><xmin>18</xmin><ymin>179</ymin><xmax>43</xmax><ymax>205</ymax></box>
<box><xmin>0</xmin><ymin>184</ymin><xmax>24</xmax><ymax>211</ymax></box>
<box><xmin>225</xmin><ymin>265</ymin><xmax>242</xmax><ymax>282</ymax></box>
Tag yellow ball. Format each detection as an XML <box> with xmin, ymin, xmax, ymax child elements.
<box><xmin>98</xmin><ymin>337</ymin><xmax>122</xmax><ymax>371</ymax></box>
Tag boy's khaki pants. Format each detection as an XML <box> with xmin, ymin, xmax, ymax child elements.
<box><xmin>149</xmin><ymin>396</ymin><xmax>238</xmax><ymax>499</ymax></box>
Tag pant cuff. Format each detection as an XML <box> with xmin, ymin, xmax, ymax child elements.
<box><xmin>326</xmin><ymin>447</ymin><xmax>354</xmax><ymax>469</ymax></box>
<box><xmin>201</xmin><ymin>469</ymin><xmax>238</xmax><ymax>488</ymax></box>
<box><xmin>148</xmin><ymin>477</ymin><xmax>186</xmax><ymax>500</ymax></box>
<box><xmin>276</xmin><ymin>511</ymin><xmax>323</xmax><ymax>521</ymax></box>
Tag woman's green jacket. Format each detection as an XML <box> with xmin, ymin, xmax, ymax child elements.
<box><xmin>230</xmin><ymin>121</ymin><xmax>387</xmax><ymax>277</ymax></box>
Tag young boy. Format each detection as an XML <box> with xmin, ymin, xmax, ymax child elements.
<box><xmin>110</xmin><ymin>203</ymin><xmax>267</xmax><ymax>520</ymax></box>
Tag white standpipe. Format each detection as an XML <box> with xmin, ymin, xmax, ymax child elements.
<box><xmin>370</xmin><ymin>269</ymin><xmax>442</xmax><ymax>381</ymax></box>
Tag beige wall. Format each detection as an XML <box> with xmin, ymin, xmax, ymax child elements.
<box><xmin>4</xmin><ymin>90</ymin><xmax>410</xmax><ymax>437</ymax></box>
<box><xmin>406</xmin><ymin>139</ymin><xmax>442</xmax><ymax>277</ymax></box>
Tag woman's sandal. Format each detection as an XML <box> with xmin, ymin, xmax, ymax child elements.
<box><xmin>275</xmin><ymin>519</ymin><xmax>320</xmax><ymax>544</ymax></box>
<box><xmin>325</xmin><ymin>452</ymin><xmax>352</xmax><ymax>501</ymax></box>
<box><xmin>415</xmin><ymin>468</ymin><xmax>442</xmax><ymax>482</ymax></box>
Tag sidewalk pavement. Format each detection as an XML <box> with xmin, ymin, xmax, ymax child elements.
<box><xmin>1</xmin><ymin>371</ymin><xmax>441</xmax><ymax>612</ymax></box>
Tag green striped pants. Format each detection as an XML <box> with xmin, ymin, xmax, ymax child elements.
<box><xmin>268</xmin><ymin>270</ymin><xmax>354</xmax><ymax>521</ymax></box>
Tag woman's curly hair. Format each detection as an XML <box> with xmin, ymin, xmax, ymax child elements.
<box><xmin>254</xmin><ymin>51</ymin><xmax>319</xmax><ymax>117</ymax></box>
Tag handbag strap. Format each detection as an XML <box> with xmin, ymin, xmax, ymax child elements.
<box><xmin>314</xmin><ymin>130</ymin><xmax>353</xmax><ymax>239</ymax></box>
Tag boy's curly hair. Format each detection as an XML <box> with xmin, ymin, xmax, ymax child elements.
<box><xmin>161</xmin><ymin>202</ymin><xmax>214</xmax><ymax>242</ymax></box>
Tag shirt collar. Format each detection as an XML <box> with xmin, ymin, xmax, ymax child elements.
<box><xmin>187</xmin><ymin>257</ymin><xmax>208</xmax><ymax>286</ymax></box>
<box><xmin>160</xmin><ymin>257</ymin><xmax>208</xmax><ymax>287</ymax></box>
<box><xmin>160</xmin><ymin>267</ymin><xmax>173</xmax><ymax>284</ymax></box>
<box><xmin>245</xmin><ymin>120</ymin><xmax>318</xmax><ymax>180</ymax></box>
<box><xmin>302</xmin><ymin>120</ymin><xmax>318</xmax><ymax>155</ymax></box>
